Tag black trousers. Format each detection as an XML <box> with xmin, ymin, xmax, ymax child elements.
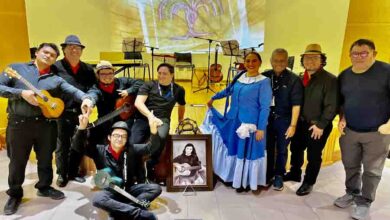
<box><xmin>55</xmin><ymin>111</ymin><xmax>83</xmax><ymax>178</ymax></box>
<box><xmin>6</xmin><ymin>116</ymin><xmax>57</xmax><ymax>198</ymax></box>
<box><xmin>289</xmin><ymin>119</ymin><xmax>332</xmax><ymax>185</ymax></box>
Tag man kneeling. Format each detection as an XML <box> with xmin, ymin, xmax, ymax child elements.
<box><xmin>72</xmin><ymin>115</ymin><xmax>161</xmax><ymax>220</ymax></box>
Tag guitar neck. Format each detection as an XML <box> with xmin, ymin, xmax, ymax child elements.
<box><xmin>18</xmin><ymin>77</ymin><xmax>46</xmax><ymax>99</ymax></box>
<box><xmin>88</xmin><ymin>106</ymin><xmax>126</xmax><ymax>128</ymax></box>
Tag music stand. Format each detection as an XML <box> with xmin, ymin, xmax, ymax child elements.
<box><xmin>122</xmin><ymin>38</ymin><xmax>144</xmax><ymax>77</ymax></box>
<box><xmin>220</xmin><ymin>40</ymin><xmax>240</xmax><ymax>86</ymax></box>
<box><xmin>193</xmin><ymin>37</ymin><xmax>217</xmax><ymax>93</ymax></box>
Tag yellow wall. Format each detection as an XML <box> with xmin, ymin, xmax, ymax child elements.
<box><xmin>0</xmin><ymin>0</ymin><xmax>30</xmax><ymax>70</ymax></box>
<box><xmin>340</xmin><ymin>0</ymin><xmax>390</xmax><ymax>71</ymax></box>
<box><xmin>262</xmin><ymin>0</ymin><xmax>350</xmax><ymax>75</ymax></box>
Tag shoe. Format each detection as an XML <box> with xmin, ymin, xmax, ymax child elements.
<box><xmin>56</xmin><ymin>175</ymin><xmax>68</xmax><ymax>187</ymax></box>
<box><xmin>3</xmin><ymin>197</ymin><xmax>22</xmax><ymax>215</ymax></box>
<box><xmin>69</xmin><ymin>176</ymin><xmax>86</xmax><ymax>183</ymax></box>
<box><xmin>273</xmin><ymin>175</ymin><xmax>284</xmax><ymax>191</ymax></box>
<box><xmin>139</xmin><ymin>210</ymin><xmax>157</xmax><ymax>220</ymax></box>
<box><xmin>37</xmin><ymin>187</ymin><xmax>65</xmax><ymax>200</ymax></box>
<box><xmin>235</xmin><ymin>187</ymin><xmax>250</xmax><ymax>193</ymax></box>
<box><xmin>296</xmin><ymin>183</ymin><xmax>313</xmax><ymax>196</ymax></box>
<box><xmin>351</xmin><ymin>205</ymin><xmax>370</xmax><ymax>220</ymax></box>
<box><xmin>334</xmin><ymin>193</ymin><xmax>355</xmax><ymax>208</ymax></box>
<box><xmin>283</xmin><ymin>172</ymin><xmax>301</xmax><ymax>182</ymax></box>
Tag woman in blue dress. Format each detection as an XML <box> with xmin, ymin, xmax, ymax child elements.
<box><xmin>202</xmin><ymin>52</ymin><xmax>272</xmax><ymax>192</ymax></box>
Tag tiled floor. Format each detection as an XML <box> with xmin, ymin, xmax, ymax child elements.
<box><xmin>1</xmin><ymin>149</ymin><xmax>390</xmax><ymax>220</ymax></box>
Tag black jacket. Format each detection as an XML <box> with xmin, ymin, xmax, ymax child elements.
<box><xmin>300</xmin><ymin>68</ymin><xmax>339</xmax><ymax>129</ymax></box>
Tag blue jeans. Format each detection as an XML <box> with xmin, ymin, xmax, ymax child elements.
<box><xmin>266</xmin><ymin>117</ymin><xmax>291</xmax><ymax>182</ymax></box>
<box><xmin>92</xmin><ymin>183</ymin><xmax>161</xmax><ymax>219</ymax></box>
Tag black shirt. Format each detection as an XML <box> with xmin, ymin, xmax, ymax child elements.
<box><xmin>339</xmin><ymin>61</ymin><xmax>390</xmax><ymax>132</ymax></box>
<box><xmin>301</xmin><ymin>68</ymin><xmax>338</xmax><ymax>129</ymax></box>
<box><xmin>137</xmin><ymin>80</ymin><xmax>186</xmax><ymax>119</ymax></box>
<box><xmin>263</xmin><ymin>69</ymin><xmax>303</xmax><ymax>119</ymax></box>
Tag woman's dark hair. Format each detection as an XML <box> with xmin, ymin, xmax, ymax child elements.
<box><xmin>157</xmin><ymin>63</ymin><xmax>174</xmax><ymax>74</ymax></box>
<box><xmin>300</xmin><ymin>54</ymin><xmax>327</xmax><ymax>67</ymax></box>
<box><xmin>349</xmin><ymin>39</ymin><xmax>375</xmax><ymax>51</ymax></box>
<box><xmin>182</xmin><ymin>143</ymin><xmax>197</xmax><ymax>157</ymax></box>
<box><xmin>37</xmin><ymin>43</ymin><xmax>60</xmax><ymax>57</ymax></box>
<box><xmin>244</xmin><ymin>51</ymin><xmax>262</xmax><ymax>62</ymax></box>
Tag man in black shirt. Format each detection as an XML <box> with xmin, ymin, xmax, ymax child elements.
<box><xmin>283</xmin><ymin>44</ymin><xmax>338</xmax><ymax>196</ymax></box>
<box><xmin>263</xmin><ymin>48</ymin><xmax>303</xmax><ymax>191</ymax></box>
<box><xmin>133</xmin><ymin>63</ymin><xmax>186</xmax><ymax>182</ymax></box>
<box><xmin>54</xmin><ymin>35</ymin><xmax>96</xmax><ymax>187</ymax></box>
<box><xmin>334</xmin><ymin>39</ymin><xmax>390</xmax><ymax>220</ymax></box>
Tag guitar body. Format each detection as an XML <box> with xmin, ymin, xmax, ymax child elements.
<box><xmin>174</xmin><ymin>163</ymin><xmax>201</xmax><ymax>177</ymax></box>
<box><xmin>36</xmin><ymin>90</ymin><xmax>65</xmax><ymax>118</ymax></box>
<box><xmin>209</xmin><ymin>64</ymin><xmax>223</xmax><ymax>83</ymax></box>
<box><xmin>115</xmin><ymin>95</ymin><xmax>136</xmax><ymax>120</ymax></box>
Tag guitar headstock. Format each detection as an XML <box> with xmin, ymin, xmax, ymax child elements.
<box><xmin>4</xmin><ymin>67</ymin><xmax>21</xmax><ymax>79</ymax></box>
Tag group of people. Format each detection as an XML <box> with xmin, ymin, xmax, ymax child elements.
<box><xmin>0</xmin><ymin>35</ymin><xmax>389</xmax><ymax>220</ymax></box>
<box><xmin>203</xmin><ymin>39</ymin><xmax>390</xmax><ymax>220</ymax></box>
<box><xmin>0</xmin><ymin>35</ymin><xmax>186</xmax><ymax>220</ymax></box>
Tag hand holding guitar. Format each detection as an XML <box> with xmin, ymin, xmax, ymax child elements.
<box><xmin>117</xmin><ymin>90</ymin><xmax>128</xmax><ymax>98</ymax></box>
<box><xmin>81</xmin><ymin>98</ymin><xmax>94</xmax><ymax>116</ymax></box>
<box><xmin>21</xmin><ymin>90</ymin><xmax>39</xmax><ymax>106</ymax></box>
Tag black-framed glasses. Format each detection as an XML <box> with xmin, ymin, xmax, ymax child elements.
<box><xmin>111</xmin><ymin>133</ymin><xmax>128</xmax><ymax>139</ymax></box>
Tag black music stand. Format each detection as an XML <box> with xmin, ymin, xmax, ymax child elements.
<box><xmin>220</xmin><ymin>40</ymin><xmax>240</xmax><ymax>86</ymax></box>
<box><xmin>122</xmin><ymin>37</ymin><xmax>144</xmax><ymax>77</ymax></box>
<box><xmin>193</xmin><ymin>37</ymin><xmax>217</xmax><ymax>93</ymax></box>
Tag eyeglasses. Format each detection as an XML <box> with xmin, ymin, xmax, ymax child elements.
<box><xmin>67</xmin><ymin>45</ymin><xmax>83</xmax><ymax>51</ymax></box>
<box><xmin>111</xmin><ymin>134</ymin><xmax>128</xmax><ymax>139</ymax></box>
<box><xmin>350</xmin><ymin>51</ymin><xmax>369</xmax><ymax>58</ymax></box>
<box><xmin>99</xmin><ymin>72</ymin><xmax>114</xmax><ymax>77</ymax></box>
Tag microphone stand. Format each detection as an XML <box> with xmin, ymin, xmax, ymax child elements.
<box><xmin>193</xmin><ymin>36</ymin><xmax>217</xmax><ymax>93</ymax></box>
<box><xmin>145</xmin><ymin>45</ymin><xmax>159</xmax><ymax>80</ymax></box>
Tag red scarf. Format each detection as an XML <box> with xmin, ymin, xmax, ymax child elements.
<box><xmin>65</xmin><ymin>58</ymin><xmax>80</xmax><ymax>74</ymax></box>
<box><xmin>39</xmin><ymin>67</ymin><xmax>51</xmax><ymax>75</ymax></box>
<box><xmin>108</xmin><ymin>144</ymin><xmax>123</xmax><ymax>161</ymax></box>
<box><xmin>99</xmin><ymin>82</ymin><xmax>115</xmax><ymax>94</ymax></box>
<box><xmin>302</xmin><ymin>70</ymin><xmax>310</xmax><ymax>87</ymax></box>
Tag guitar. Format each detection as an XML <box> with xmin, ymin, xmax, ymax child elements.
<box><xmin>209</xmin><ymin>44</ymin><xmax>223</xmax><ymax>83</ymax></box>
<box><xmin>87</xmin><ymin>95</ymin><xmax>135</xmax><ymax>129</ymax></box>
<box><xmin>4</xmin><ymin>67</ymin><xmax>65</xmax><ymax>118</ymax></box>
<box><xmin>174</xmin><ymin>163</ymin><xmax>201</xmax><ymax>177</ymax></box>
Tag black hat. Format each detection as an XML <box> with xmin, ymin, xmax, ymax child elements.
<box><xmin>60</xmin><ymin>35</ymin><xmax>85</xmax><ymax>48</ymax></box>
<box><xmin>111</xmin><ymin>121</ymin><xmax>129</xmax><ymax>133</ymax></box>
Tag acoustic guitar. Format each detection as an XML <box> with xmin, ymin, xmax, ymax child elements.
<box><xmin>87</xmin><ymin>95</ymin><xmax>135</xmax><ymax>129</ymax></box>
<box><xmin>4</xmin><ymin>67</ymin><xmax>65</xmax><ymax>118</ymax></box>
<box><xmin>174</xmin><ymin>162</ymin><xmax>201</xmax><ymax>177</ymax></box>
<box><xmin>209</xmin><ymin>44</ymin><xmax>223</xmax><ymax>83</ymax></box>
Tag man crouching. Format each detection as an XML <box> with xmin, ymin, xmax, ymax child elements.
<box><xmin>72</xmin><ymin>114</ymin><xmax>161</xmax><ymax>220</ymax></box>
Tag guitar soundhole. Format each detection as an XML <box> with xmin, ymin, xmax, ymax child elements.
<box><xmin>43</xmin><ymin>97</ymin><xmax>49</xmax><ymax>102</ymax></box>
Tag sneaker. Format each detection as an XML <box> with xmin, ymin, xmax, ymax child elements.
<box><xmin>273</xmin><ymin>175</ymin><xmax>284</xmax><ymax>191</ymax></box>
<box><xmin>351</xmin><ymin>205</ymin><xmax>370</xmax><ymax>220</ymax></box>
<box><xmin>283</xmin><ymin>172</ymin><xmax>301</xmax><ymax>182</ymax></box>
<box><xmin>56</xmin><ymin>175</ymin><xmax>68</xmax><ymax>187</ymax></box>
<box><xmin>334</xmin><ymin>193</ymin><xmax>354</xmax><ymax>208</ymax></box>
<box><xmin>3</xmin><ymin>196</ymin><xmax>22</xmax><ymax>215</ymax></box>
<box><xmin>37</xmin><ymin>187</ymin><xmax>65</xmax><ymax>200</ymax></box>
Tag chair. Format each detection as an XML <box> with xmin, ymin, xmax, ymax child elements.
<box><xmin>123</xmin><ymin>52</ymin><xmax>151</xmax><ymax>81</ymax></box>
<box><xmin>174</xmin><ymin>52</ymin><xmax>195</xmax><ymax>81</ymax></box>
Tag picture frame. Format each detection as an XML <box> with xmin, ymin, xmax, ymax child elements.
<box><xmin>166</xmin><ymin>134</ymin><xmax>213</xmax><ymax>192</ymax></box>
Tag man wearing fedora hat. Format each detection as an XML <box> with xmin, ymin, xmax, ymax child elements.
<box><xmin>283</xmin><ymin>43</ymin><xmax>338</xmax><ymax>196</ymax></box>
<box><xmin>54</xmin><ymin>34</ymin><xmax>97</xmax><ymax>187</ymax></box>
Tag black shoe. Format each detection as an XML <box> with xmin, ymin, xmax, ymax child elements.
<box><xmin>56</xmin><ymin>175</ymin><xmax>68</xmax><ymax>187</ymax></box>
<box><xmin>37</xmin><ymin>187</ymin><xmax>65</xmax><ymax>200</ymax></box>
<box><xmin>235</xmin><ymin>187</ymin><xmax>250</xmax><ymax>193</ymax></box>
<box><xmin>69</xmin><ymin>176</ymin><xmax>86</xmax><ymax>183</ymax></box>
<box><xmin>4</xmin><ymin>197</ymin><xmax>22</xmax><ymax>215</ymax></box>
<box><xmin>296</xmin><ymin>183</ymin><xmax>313</xmax><ymax>196</ymax></box>
<box><xmin>283</xmin><ymin>172</ymin><xmax>301</xmax><ymax>182</ymax></box>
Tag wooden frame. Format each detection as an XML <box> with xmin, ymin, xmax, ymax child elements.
<box><xmin>166</xmin><ymin>134</ymin><xmax>213</xmax><ymax>192</ymax></box>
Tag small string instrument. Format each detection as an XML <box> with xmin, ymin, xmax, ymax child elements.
<box><xmin>209</xmin><ymin>44</ymin><xmax>223</xmax><ymax>83</ymax></box>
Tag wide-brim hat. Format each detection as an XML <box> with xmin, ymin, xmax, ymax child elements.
<box><xmin>301</xmin><ymin>43</ymin><xmax>325</xmax><ymax>56</ymax></box>
<box><xmin>60</xmin><ymin>35</ymin><xmax>85</xmax><ymax>48</ymax></box>
<box><xmin>96</xmin><ymin>60</ymin><xmax>115</xmax><ymax>72</ymax></box>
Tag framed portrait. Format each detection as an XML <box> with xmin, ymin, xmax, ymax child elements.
<box><xmin>166</xmin><ymin>134</ymin><xmax>213</xmax><ymax>192</ymax></box>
